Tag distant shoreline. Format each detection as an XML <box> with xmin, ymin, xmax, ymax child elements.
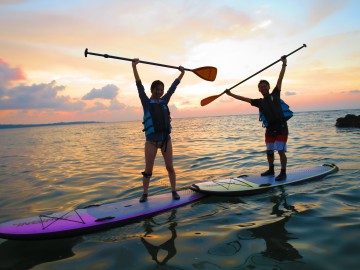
<box><xmin>0</xmin><ymin>121</ymin><xmax>103</xmax><ymax>130</ymax></box>
<box><xmin>1</xmin><ymin>108</ymin><xmax>359</xmax><ymax>130</ymax></box>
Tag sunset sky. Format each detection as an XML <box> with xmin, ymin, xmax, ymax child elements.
<box><xmin>1</xmin><ymin>0</ymin><xmax>359</xmax><ymax>124</ymax></box>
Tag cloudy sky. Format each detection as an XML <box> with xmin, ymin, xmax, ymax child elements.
<box><xmin>1</xmin><ymin>0</ymin><xmax>359</xmax><ymax>124</ymax></box>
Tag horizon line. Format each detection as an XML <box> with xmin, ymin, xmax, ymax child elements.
<box><xmin>1</xmin><ymin>108</ymin><xmax>359</xmax><ymax>128</ymax></box>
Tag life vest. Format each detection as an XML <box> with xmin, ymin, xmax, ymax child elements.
<box><xmin>142</xmin><ymin>100</ymin><xmax>171</xmax><ymax>136</ymax></box>
<box><xmin>259</xmin><ymin>96</ymin><xmax>293</xmax><ymax>128</ymax></box>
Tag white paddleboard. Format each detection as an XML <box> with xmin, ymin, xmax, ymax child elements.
<box><xmin>190</xmin><ymin>164</ymin><xmax>338</xmax><ymax>196</ymax></box>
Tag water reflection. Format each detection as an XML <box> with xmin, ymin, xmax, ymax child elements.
<box><xmin>208</xmin><ymin>240</ymin><xmax>242</xmax><ymax>256</ymax></box>
<box><xmin>195</xmin><ymin>188</ymin><xmax>303</xmax><ymax>269</ymax></box>
<box><xmin>141</xmin><ymin>209</ymin><xmax>178</xmax><ymax>266</ymax></box>
<box><xmin>249</xmin><ymin>188</ymin><xmax>302</xmax><ymax>262</ymax></box>
<box><xmin>0</xmin><ymin>237</ymin><xmax>81</xmax><ymax>270</ymax></box>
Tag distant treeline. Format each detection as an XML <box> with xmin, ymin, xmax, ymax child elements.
<box><xmin>0</xmin><ymin>121</ymin><xmax>102</xmax><ymax>129</ymax></box>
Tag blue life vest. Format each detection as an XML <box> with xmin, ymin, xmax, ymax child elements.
<box><xmin>259</xmin><ymin>95</ymin><xmax>294</xmax><ymax>127</ymax></box>
<box><xmin>142</xmin><ymin>100</ymin><xmax>171</xmax><ymax>136</ymax></box>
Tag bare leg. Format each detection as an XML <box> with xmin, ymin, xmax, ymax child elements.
<box><xmin>275</xmin><ymin>150</ymin><xmax>287</xmax><ymax>181</ymax></box>
<box><xmin>143</xmin><ymin>141</ymin><xmax>158</xmax><ymax>194</ymax></box>
<box><xmin>161</xmin><ymin>140</ymin><xmax>176</xmax><ymax>191</ymax></box>
<box><xmin>267</xmin><ymin>150</ymin><xmax>275</xmax><ymax>167</ymax></box>
<box><xmin>278</xmin><ymin>150</ymin><xmax>287</xmax><ymax>170</ymax></box>
<box><xmin>261</xmin><ymin>150</ymin><xmax>275</xmax><ymax>176</ymax></box>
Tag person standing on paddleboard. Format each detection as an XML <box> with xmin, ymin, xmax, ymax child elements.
<box><xmin>225</xmin><ymin>56</ymin><xmax>289</xmax><ymax>181</ymax></box>
<box><xmin>132</xmin><ymin>59</ymin><xmax>185</xmax><ymax>202</ymax></box>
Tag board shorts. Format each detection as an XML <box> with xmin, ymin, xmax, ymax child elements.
<box><xmin>265</xmin><ymin>128</ymin><xmax>288</xmax><ymax>151</ymax></box>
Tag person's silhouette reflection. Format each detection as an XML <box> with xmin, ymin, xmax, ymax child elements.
<box><xmin>141</xmin><ymin>209</ymin><xmax>178</xmax><ymax>265</ymax></box>
<box><xmin>250</xmin><ymin>188</ymin><xmax>302</xmax><ymax>261</ymax></box>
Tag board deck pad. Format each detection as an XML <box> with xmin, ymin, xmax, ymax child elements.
<box><xmin>190</xmin><ymin>164</ymin><xmax>338</xmax><ymax>196</ymax></box>
<box><xmin>0</xmin><ymin>190</ymin><xmax>205</xmax><ymax>240</ymax></box>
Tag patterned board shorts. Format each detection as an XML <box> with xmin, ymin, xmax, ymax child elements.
<box><xmin>265</xmin><ymin>128</ymin><xmax>288</xmax><ymax>151</ymax></box>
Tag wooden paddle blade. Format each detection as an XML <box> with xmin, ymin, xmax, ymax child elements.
<box><xmin>192</xmin><ymin>66</ymin><xmax>217</xmax><ymax>81</ymax></box>
<box><xmin>200</xmin><ymin>93</ymin><xmax>222</xmax><ymax>106</ymax></box>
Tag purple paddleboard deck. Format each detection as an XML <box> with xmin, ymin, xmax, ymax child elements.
<box><xmin>0</xmin><ymin>190</ymin><xmax>205</xmax><ymax>240</ymax></box>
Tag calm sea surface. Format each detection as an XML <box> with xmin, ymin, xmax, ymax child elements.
<box><xmin>0</xmin><ymin>109</ymin><xmax>359</xmax><ymax>270</ymax></box>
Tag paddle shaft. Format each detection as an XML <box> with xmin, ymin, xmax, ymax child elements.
<box><xmin>84</xmin><ymin>48</ymin><xmax>192</xmax><ymax>71</ymax></box>
<box><xmin>200</xmin><ymin>44</ymin><xmax>307</xmax><ymax>106</ymax></box>
<box><xmin>227</xmin><ymin>44</ymin><xmax>307</xmax><ymax>91</ymax></box>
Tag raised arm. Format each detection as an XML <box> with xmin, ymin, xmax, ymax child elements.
<box><xmin>132</xmin><ymin>58</ymin><xmax>140</xmax><ymax>81</ymax></box>
<box><xmin>276</xmin><ymin>56</ymin><xmax>287</xmax><ymax>90</ymax></box>
<box><xmin>177</xmin><ymin>65</ymin><xmax>185</xmax><ymax>81</ymax></box>
<box><xmin>225</xmin><ymin>90</ymin><xmax>252</xmax><ymax>103</ymax></box>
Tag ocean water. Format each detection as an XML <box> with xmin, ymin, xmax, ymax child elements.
<box><xmin>0</xmin><ymin>109</ymin><xmax>359</xmax><ymax>270</ymax></box>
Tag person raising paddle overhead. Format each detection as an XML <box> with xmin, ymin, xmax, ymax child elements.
<box><xmin>225</xmin><ymin>56</ymin><xmax>289</xmax><ymax>181</ymax></box>
<box><xmin>132</xmin><ymin>58</ymin><xmax>185</xmax><ymax>202</ymax></box>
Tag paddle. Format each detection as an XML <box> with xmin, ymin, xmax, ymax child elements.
<box><xmin>84</xmin><ymin>48</ymin><xmax>217</xmax><ymax>81</ymax></box>
<box><xmin>200</xmin><ymin>44</ymin><xmax>307</xmax><ymax>106</ymax></box>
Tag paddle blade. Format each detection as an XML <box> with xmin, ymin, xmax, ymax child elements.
<box><xmin>192</xmin><ymin>66</ymin><xmax>217</xmax><ymax>81</ymax></box>
<box><xmin>200</xmin><ymin>93</ymin><xmax>222</xmax><ymax>106</ymax></box>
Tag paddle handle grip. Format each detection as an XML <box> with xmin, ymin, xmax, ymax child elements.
<box><xmin>84</xmin><ymin>48</ymin><xmax>192</xmax><ymax>71</ymax></box>
<box><xmin>227</xmin><ymin>44</ymin><xmax>307</xmax><ymax>91</ymax></box>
